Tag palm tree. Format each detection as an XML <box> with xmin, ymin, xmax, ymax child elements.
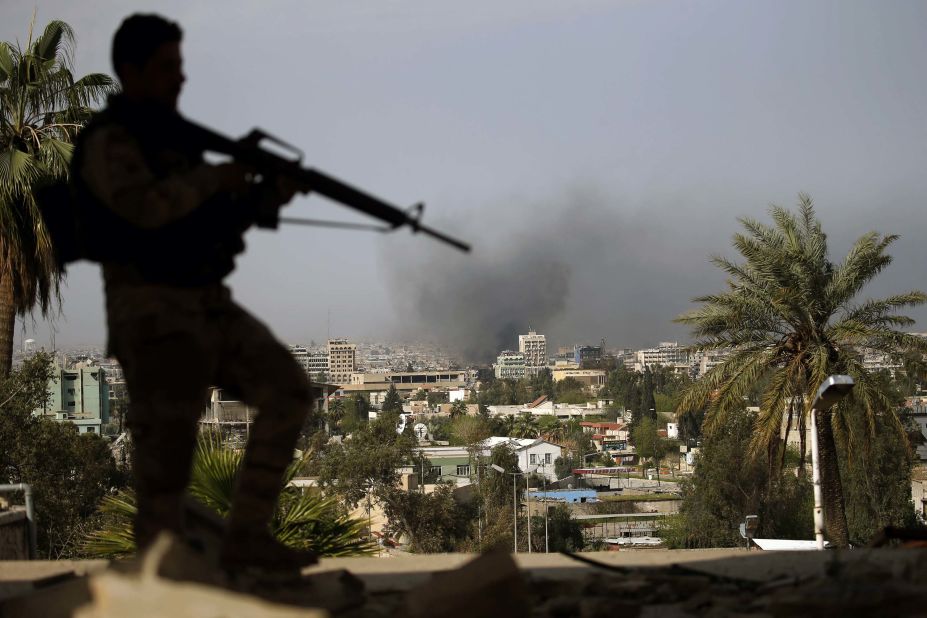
<box><xmin>0</xmin><ymin>19</ymin><xmax>114</xmax><ymax>375</ymax></box>
<box><xmin>511</xmin><ymin>413</ymin><xmax>540</xmax><ymax>439</ymax></box>
<box><xmin>676</xmin><ymin>195</ymin><xmax>927</xmax><ymax>547</ymax></box>
<box><xmin>449</xmin><ymin>399</ymin><xmax>468</xmax><ymax>419</ymax></box>
<box><xmin>495</xmin><ymin>413</ymin><xmax>516</xmax><ymax>437</ymax></box>
<box><xmin>326</xmin><ymin>397</ymin><xmax>345</xmax><ymax>434</ymax></box>
<box><xmin>82</xmin><ymin>437</ymin><xmax>376</xmax><ymax>558</ymax></box>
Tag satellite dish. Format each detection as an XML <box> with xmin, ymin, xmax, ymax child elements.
<box><xmin>413</xmin><ymin>423</ymin><xmax>428</xmax><ymax>440</ymax></box>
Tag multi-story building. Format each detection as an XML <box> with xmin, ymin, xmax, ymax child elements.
<box><xmin>35</xmin><ymin>365</ymin><xmax>110</xmax><ymax>434</ymax></box>
<box><xmin>551</xmin><ymin>368</ymin><xmax>607</xmax><ymax>391</ymax></box>
<box><xmin>495</xmin><ymin>351</ymin><xmax>526</xmax><ymax>380</ymax></box>
<box><xmin>289</xmin><ymin>345</ymin><xmax>309</xmax><ymax>371</ymax></box>
<box><xmin>97</xmin><ymin>359</ymin><xmax>127</xmax><ymax>411</ymax></box>
<box><xmin>574</xmin><ymin>344</ymin><xmax>603</xmax><ymax>366</ymax></box>
<box><xmin>690</xmin><ymin>348</ymin><xmax>732</xmax><ymax>380</ymax></box>
<box><xmin>518</xmin><ymin>331</ymin><xmax>547</xmax><ymax>375</ymax></box>
<box><xmin>327</xmin><ymin>339</ymin><xmax>357</xmax><ymax>385</ymax></box>
<box><xmin>634</xmin><ymin>341</ymin><xmax>690</xmax><ymax>373</ymax></box>
<box><xmin>342</xmin><ymin>370</ymin><xmax>468</xmax><ymax>403</ymax></box>
<box><xmin>308</xmin><ymin>348</ymin><xmax>329</xmax><ymax>382</ymax></box>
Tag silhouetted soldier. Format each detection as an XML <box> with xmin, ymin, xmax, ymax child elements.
<box><xmin>71</xmin><ymin>14</ymin><xmax>315</xmax><ymax>572</ymax></box>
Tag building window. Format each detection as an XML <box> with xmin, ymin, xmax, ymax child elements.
<box><xmin>87</xmin><ymin>427</ymin><xmax>95</xmax><ymax>433</ymax></box>
<box><xmin>529</xmin><ymin>454</ymin><xmax>537</xmax><ymax>465</ymax></box>
<box><xmin>456</xmin><ymin>464</ymin><xmax>470</xmax><ymax>476</ymax></box>
<box><xmin>545</xmin><ymin>453</ymin><xmax>552</xmax><ymax>464</ymax></box>
<box><xmin>429</xmin><ymin>466</ymin><xmax>442</xmax><ymax>477</ymax></box>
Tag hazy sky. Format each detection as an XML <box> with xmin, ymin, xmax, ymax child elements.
<box><xmin>3</xmin><ymin>1</ymin><xmax>927</xmax><ymax>358</ymax></box>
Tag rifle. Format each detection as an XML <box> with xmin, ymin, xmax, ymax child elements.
<box><xmin>179</xmin><ymin>118</ymin><xmax>471</xmax><ymax>253</ymax></box>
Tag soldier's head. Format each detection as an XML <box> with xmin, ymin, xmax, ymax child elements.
<box><xmin>112</xmin><ymin>14</ymin><xmax>185</xmax><ymax>110</ymax></box>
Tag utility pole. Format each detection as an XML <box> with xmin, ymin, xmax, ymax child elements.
<box><xmin>525</xmin><ymin>444</ymin><xmax>532</xmax><ymax>554</ymax></box>
<box><xmin>543</xmin><ymin>463</ymin><xmax>549</xmax><ymax>553</ymax></box>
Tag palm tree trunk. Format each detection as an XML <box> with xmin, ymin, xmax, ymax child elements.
<box><xmin>815</xmin><ymin>409</ymin><xmax>850</xmax><ymax>547</ymax></box>
<box><xmin>0</xmin><ymin>271</ymin><xmax>15</xmax><ymax>377</ymax></box>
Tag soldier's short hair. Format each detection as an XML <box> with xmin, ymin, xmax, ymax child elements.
<box><xmin>112</xmin><ymin>14</ymin><xmax>182</xmax><ymax>79</ymax></box>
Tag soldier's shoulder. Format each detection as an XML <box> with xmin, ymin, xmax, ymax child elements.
<box><xmin>79</xmin><ymin>109</ymin><xmax>137</xmax><ymax>157</ymax></box>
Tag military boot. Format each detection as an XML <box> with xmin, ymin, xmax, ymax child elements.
<box><xmin>220</xmin><ymin>529</ymin><xmax>318</xmax><ymax>575</ymax></box>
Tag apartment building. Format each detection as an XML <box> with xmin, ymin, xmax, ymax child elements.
<box><xmin>518</xmin><ymin>331</ymin><xmax>548</xmax><ymax>375</ymax></box>
<box><xmin>495</xmin><ymin>350</ymin><xmax>526</xmax><ymax>380</ymax></box>
<box><xmin>327</xmin><ymin>339</ymin><xmax>357</xmax><ymax>385</ymax></box>
<box><xmin>35</xmin><ymin>365</ymin><xmax>110</xmax><ymax>434</ymax></box>
<box><xmin>634</xmin><ymin>341</ymin><xmax>690</xmax><ymax>373</ymax></box>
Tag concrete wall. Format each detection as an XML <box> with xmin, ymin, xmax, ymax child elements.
<box><xmin>0</xmin><ymin>509</ymin><xmax>29</xmax><ymax>560</ymax></box>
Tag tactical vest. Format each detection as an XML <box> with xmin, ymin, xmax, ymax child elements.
<box><xmin>63</xmin><ymin>96</ymin><xmax>252</xmax><ymax>286</ymax></box>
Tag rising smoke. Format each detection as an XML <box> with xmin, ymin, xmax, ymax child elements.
<box><xmin>384</xmin><ymin>188</ymin><xmax>927</xmax><ymax>364</ymax></box>
<box><xmin>384</xmin><ymin>188</ymin><xmax>724</xmax><ymax>362</ymax></box>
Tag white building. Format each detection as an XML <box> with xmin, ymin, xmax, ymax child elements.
<box><xmin>634</xmin><ymin>341</ymin><xmax>690</xmax><ymax>373</ymax></box>
<box><xmin>518</xmin><ymin>331</ymin><xmax>548</xmax><ymax>376</ymax></box>
<box><xmin>495</xmin><ymin>351</ymin><xmax>526</xmax><ymax>380</ymax></box>
<box><xmin>289</xmin><ymin>345</ymin><xmax>309</xmax><ymax>371</ymax></box>
<box><xmin>486</xmin><ymin>400</ymin><xmax>608</xmax><ymax>420</ymax></box>
<box><xmin>327</xmin><ymin>339</ymin><xmax>357</xmax><ymax>385</ymax></box>
<box><xmin>483</xmin><ymin>437</ymin><xmax>562</xmax><ymax>482</ymax></box>
<box><xmin>308</xmin><ymin>348</ymin><xmax>329</xmax><ymax>381</ymax></box>
<box><xmin>690</xmin><ymin>348</ymin><xmax>731</xmax><ymax>379</ymax></box>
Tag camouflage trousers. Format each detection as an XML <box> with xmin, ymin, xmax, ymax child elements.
<box><xmin>106</xmin><ymin>282</ymin><xmax>313</xmax><ymax>549</ymax></box>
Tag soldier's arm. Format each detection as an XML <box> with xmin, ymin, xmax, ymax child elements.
<box><xmin>80</xmin><ymin>125</ymin><xmax>230</xmax><ymax>229</ymax></box>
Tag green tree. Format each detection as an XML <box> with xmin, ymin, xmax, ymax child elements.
<box><xmin>554</xmin><ymin>377</ymin><xmax>588</xmax><ymax>404</ymax></box>
<box><xmin>639</xmin><ymin>367</ymin><xmax>657</xmax><ymax>423</ymax></box>
<box><xmin>839</xmin><ymin>404</ymin><xmax>919</xmax><ymax>544</ymax></box>
<box><xmin>427</xmin><ymin>416</ymin><xmax>453</xmax><ymax>442</ymax></box>
<box><xmin>381</xmin><ymin>383</ymin><xmax>403</xmax><ymax>415</ymax></box>
<box><xmin>511</xmin><ymin>413</ymin><xmax>539</xmax><ymax>439</ymax></box>
<box><xmin>451</xmin><ymin>415</ymin><xmax>491</xmax><ymax>486</ymax></box>
<box><xmin>427</xmin><ymin>390</ymin><xmax>448</xmax><ymax>407</ymax></box>
<box><xmin>340</xmin><ymin>394</ymin><xmax>369</xmax><ymax>434</ymax></box>
<box><xmin>631</xmin><ymin>416</ymin><xmax>669</xmax><ymax>481</ymax></box>
<box><xmin>0</xmin><ymin>353</ymin><xmax>124</xmax><ymax>557</ymax></box>
<box><xmin>529</xmin><ymin>368</ymin><xmax>555</xmax><ymax>400</ymax></box>
<box><xmin>489</xmin><ymin>413</ymin><xmax>516</xmax><ymax>437</ymax></box>
<box><xmin>537</xmin><ymin>415</ymin><xmax>561</xmax><ymax>439</ymax></box>
<box><xmin>316</xmin><ymin>411</ymin><xmax>416</xmax><ymax>509</ymax></box>
<box><xmin>326</xmin><ymin>398</ymin><xmax>345</xmax><ymax>435</ymax></box>
<box><xmin>380</xmin><ymin>483</ymin><xmax>471</xmax><ymax>552</ymax></box>
<box><xmin>554</xmin><ymin>455</ymin><xmax>578</xmax><ymax>479</ymax></box>
<box><xmin>676</xmin><ymin>196</ymin><xmax>927</xmax><ymax>547</ymax></box>
<box><xmin>663</xmin><ymin>411</ymin><xmax>813</xmax><ymax>549</ymax></box>
<box><xmin>477</xmin><ymin>445</ymin><xmax>523</xmax><ymax>550</ymax></box>
<box><xmin>0</xmin><ymin>20</ymin><xmax>114</xmax><ymax>375</ymax></box>
<box><xmin>449</xmin><ymin>399</ymin><xmax>468</xmax><ymax>419</ymax></box>
<box><xmin>530</xmin><ymin>503</ymin><xmax>584</xmax><ymax>552</ymax></box>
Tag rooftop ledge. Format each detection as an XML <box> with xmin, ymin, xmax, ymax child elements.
<box><xmin>2</xmin><ymin>548</ymin><xmax>927</xmax><ymax>617</ymax></box>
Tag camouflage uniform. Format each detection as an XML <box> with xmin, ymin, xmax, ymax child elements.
<box><xmin>75</xmin><ymin>97</ymin><xmax>313</xmax><ymax>554</ymax></box>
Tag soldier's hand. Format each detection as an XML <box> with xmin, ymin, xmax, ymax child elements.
<box><xmin>215</xmin><ymin>162</ymin><xmax>257</xmax><ymax>194</ymax></box>
<box><xmin>274</xmin><ymin>176</ymin><xmax>301</xmax><ymax>204</ymax></box>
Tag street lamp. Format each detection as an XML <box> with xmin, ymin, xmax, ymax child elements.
<box><xmin>491</xmin><ymin>463</ymin><xmax>520</xmax><ymax>554</ymax></box>
<box><xmin>810</xmin><ymin>375</ymin><xmax>854</xmax><ymax>550</ymax></box>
